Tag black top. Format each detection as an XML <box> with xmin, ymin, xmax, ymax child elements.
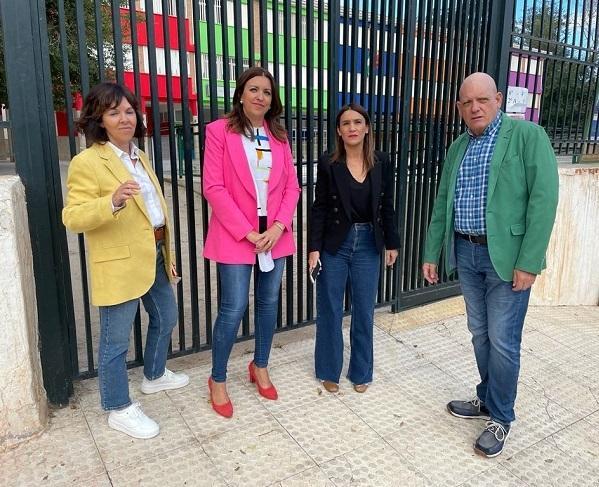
<box><xmin>343</xmin><ymin>165</ymin><xmax>372</xmax><ymax>223</ymax></box>
<box><xmin>308</xmin><ymin>150</ymin><xmax>400</xmax><ymax>255</ymax></box>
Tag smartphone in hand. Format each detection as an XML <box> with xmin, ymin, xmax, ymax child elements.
<box><xmin>309</xmin><ymin>259</ymin><xmax>322</xmax><ymax>284</ymax></box>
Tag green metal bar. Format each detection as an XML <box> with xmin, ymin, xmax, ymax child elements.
<box><xmin>486</xmin><ymin>0</ymin><xmax>515</xmax><ymax>99</ymax></box>
<box><xmin>0</xmin><ymin>0</ymin><xmax>76</xmax><ymax>405</ymax></box>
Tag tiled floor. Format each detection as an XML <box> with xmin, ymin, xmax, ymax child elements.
<box><xmin>2</xmin><ymin>298</ymin><xmax>599</xmax><ymax>486</ymax></box>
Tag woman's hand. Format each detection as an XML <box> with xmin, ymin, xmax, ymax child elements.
<box><xmin>246</xmin><ymin>230</ymin><xmax>262</xmax><ymax>245</ymax></box>
<box><xmin>254</xmin><ymin>224</ymin><xmax>284</xmax><ymax>253</ymax></box>
<box><xmin>308</xmin><ymin>251</ymin><xmax>320</xmax><ymax>271</ymax></box>
<box><xmin>112</xmin><ymin>180</ymin><xmax>140</xmax><ymax>208</ymax></box>
<box><xmin>385</xmin><ymin>249</ymin><xmax>398</xmax><ymax>267</ymax></box>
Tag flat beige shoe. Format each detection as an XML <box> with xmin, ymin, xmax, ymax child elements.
<box><xmin>353</xmin><ymin>384</ymin><xmax>368</xmax><ymax>393</ymax></box>
<box><xmin>322</xmin><ymin>380</ymin><xmax>339</xmax><ymax>393</ymax></box>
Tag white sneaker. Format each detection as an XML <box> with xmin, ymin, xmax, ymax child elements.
<box><xmin>107</xmin><ymin>402</ymin><xmax>159</xmax><ymax>439</ymax></box>
<box><xmin>141</xmin><ymin>368</ymin><xmax>190</xmax><ymax>394</ymax></box>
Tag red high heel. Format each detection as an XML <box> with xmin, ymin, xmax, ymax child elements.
<box><xmin>208</xmin><ymin>377</ymin><xmax>233</xmax><ymax>418</ymax></box>
<box><xmin>248</xmin><ymin>361</ymin><xmax>278</xmax><ymax>400</ymax></box>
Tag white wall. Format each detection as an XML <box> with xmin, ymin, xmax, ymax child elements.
<box><xmin>0</xmin><ymin>176</ymin><xmax>47</xmax><ymax>450</ymax></box>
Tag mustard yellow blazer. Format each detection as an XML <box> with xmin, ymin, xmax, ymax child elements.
<box><xmin>62</xmin><ymin>142</ymin><xmax>175</xmax><ymax>306</ymax></box>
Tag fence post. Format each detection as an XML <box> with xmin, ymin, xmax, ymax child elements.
<box><xmin>485</xmin><ymin>0</ymin><xmax>515</xmax><ymax>99</ymax></box>
<box><xmin>392</xmin><ymin>1</ymin><xmax>418</xmax><ymax>313</ymax></box>
<box><xmin>0</xmin><ymin>0</ymin><xmax>76</xmax><ymax>404</ymax></box>
<box><xmin>327</xmin><ymin>0</ymin><xmax>340</xmax><ymax>150</ymax></box>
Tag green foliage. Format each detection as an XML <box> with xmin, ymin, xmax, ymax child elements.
<box><xmin>1</xmin><ymin>0</ymin><xmax>134</xmax><ymax>109</ymax></box>
<box><xmin>515</xmin><ymin>0</ymin><xmax>598</xmax><ymax>132</ymax></box>
<box><xmin>47</xmin><ymin>0</ymin><xmax>135</xmax><ymax>109</ymax></box>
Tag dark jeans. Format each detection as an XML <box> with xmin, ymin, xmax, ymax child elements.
<box><xmin>211</xmin><ymin>258</ymin><xmax>286</xmax><ymax>382</ymax></box>
<box><xmin>315</xmin><ymin>223</ymin><xmax>381</xmax><ymax>385</ymax></box>
<box><xmin>456</xmin><ymin>237</ymin><xmax>531</xmax><ymax>425</ymax></box>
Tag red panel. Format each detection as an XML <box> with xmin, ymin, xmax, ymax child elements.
<box><xmin>55</xmin><ymin>111</ymin><xmax>68</xmax><ymax>136</ymax></box>
<box><xmin>123</xmin><ymin>72</ymin><xmax>197</xmax><ymax>103</ymax></box>
<box><xmin>122</xmin><ymin>8</ymin><xmax>194</xmax><ymax>52</ymax></box>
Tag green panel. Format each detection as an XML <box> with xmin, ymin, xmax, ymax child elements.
<box><xmin>199</xmin><ymin>81</ymin><xmax>326</xmax><ymax>111</ymax></box>
<box><xmin>266</xmin><ymin>34</ymin><xmax>328</xmax><ymax>67</ymax></box>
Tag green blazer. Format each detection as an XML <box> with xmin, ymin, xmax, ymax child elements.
<box><xmin>423</xmin><ymin>114</ymin><xmax>559</xmax><ymax>281</ymax></box>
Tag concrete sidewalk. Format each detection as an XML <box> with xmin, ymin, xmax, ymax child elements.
<box><xmin>2</xmin><ymin>298</ymin><xmax>599</xmax><ymax>486</ymax></box>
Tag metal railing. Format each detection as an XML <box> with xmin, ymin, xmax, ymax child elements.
<box><xmin>1</xmin><ymin>0</ymin><xmax>508</xmax><ymax>401</ymax></box>
<box><xmin>508</xmin><ymin>0</ymin><xmax>599</xmax><ymax>156</ymax></box>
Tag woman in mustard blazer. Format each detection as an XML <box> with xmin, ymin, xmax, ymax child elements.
<box><xmin>63</xmin><ymin>82</ymin><xmax>189</xmax><ymax>439</ymax></box>
<box><xmin>203</xmin><ymin>67</ymin><xmax>300</xmax><ymax>418</ymax></box>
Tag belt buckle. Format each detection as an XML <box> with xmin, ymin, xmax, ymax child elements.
<box><xmin>154</xmin><ymin>226</ymin><xmax>165</xmax><ymax>241</ymax></box>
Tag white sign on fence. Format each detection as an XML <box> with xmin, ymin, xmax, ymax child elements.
<box><xmin>506</xmin><ymin>86</ymin><xmax>529</xmax><ymax>114</ymax></box>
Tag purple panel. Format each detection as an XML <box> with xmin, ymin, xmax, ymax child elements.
<box><xmin>525</xmin><ymin>108</ymin><xmax>540</xmax><ymax>123</ymax></box>
<box><xmin>508</xmin><ymin>71</ymin><xmax>543</xmax><ymax>94</ymax></box>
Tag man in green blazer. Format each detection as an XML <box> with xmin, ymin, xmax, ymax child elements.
<box><xmin>422</xmin><ymin>73</ymin><xmax>558</xmax><ymax>457</ymax></box>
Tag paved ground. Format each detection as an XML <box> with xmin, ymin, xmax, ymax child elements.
<box><xmin>2</xmin><ymin>298</ymin><xmax>599</xmax><ymax>486</ymax></box>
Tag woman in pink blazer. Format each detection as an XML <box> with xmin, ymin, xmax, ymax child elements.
<box><xmin>203</xmin><ymin>67</ymin><xmax>300</xmax><ymax>417</ymax></box>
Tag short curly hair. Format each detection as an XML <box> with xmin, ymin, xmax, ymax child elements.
<box><xmin>78</xmin><ymin>82</ymin><xmax>145</xmax><ymax>145</ymax></box>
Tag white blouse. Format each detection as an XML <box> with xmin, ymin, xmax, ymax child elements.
<box><xmin>241</xmin><ymin>127</ymin><xmax>274</xmax><ymax>271</ymax></box>
<box><xmin>241</xmin><ymin>127</ymin><xmax>272</xmax><ymax>217</ymax></box>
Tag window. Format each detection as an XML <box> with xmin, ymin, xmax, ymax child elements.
<box><xmin>216</xmin><ymin>54</ymin><xmax>224</xmax><ymax>80</ymax></box>
<box><xmin>199</xmin><ymin>0</ymin><xmax>207</xmax><ymax>21</ymax></box>
<box><xmin>228</xmin><ymin>57</ymin><xmax>236</xmax><ymax>80</ymax></box>
<box><xmin>138</xmin><ymin>0</ymin><xmax>177</xmax><ymax>16</ymax></box>
<box><xmin>215</xmin><ymin>0</ymin><xmax>222</xmax><ymax>23</ymax></box>
<box><xmin>166</xmin><ymin>0</ymin><xmax>177</xmax><ymax>16</ymax></box>
<box><xmin>123</xmin><ymin>47</ymin><xmax>134</xmax><ymax>71</ymax></box>
<box><xmin>198</xmin><ymin>0</ymin><xmax>221</xmax><ymax>23</ymax></box>
<box><xmin>201</xmin><ymin>53</ymin><xmax>209</xmax><ymax>79</ymax></box>
<box><xmin>153</xmin><ymin>48</ymin><xmax>182</xmax><ymax>76</ymax></box>
<box><xmin>227</xmin><ymin>57</ymin><xmax>250</xmax><ymax>79</ymax></box>
<box><xmin>200</xmin><ymin>53</ymin><xmax>224</xmax><ymax>80</ymax></box>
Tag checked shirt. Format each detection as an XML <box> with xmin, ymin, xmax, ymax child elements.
<box><xmin>454</xmin><ymin>111</ymin><xmax>503</xmax><ymax>236</ymax></box>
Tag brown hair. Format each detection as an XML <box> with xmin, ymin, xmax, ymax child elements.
<box><xmin>226</xmin><ymin>67</ymin><xmax>287</xmax><ymax>143</ymax></box>
<box><xmin>77</xmin><ymin>82</ymin><xmax>145</xmax><ymax>145</ymax></box>
<box><xmin>332</xmin><ymin>103</ymin><xmax>375</xmax><ymax>173</ymax></box>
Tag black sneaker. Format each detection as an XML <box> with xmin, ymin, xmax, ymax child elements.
<box><xmin>446</xmin><ymin>397</ymin><xmax>491</xmax><ymax>419</ymax></box>
<box><xmin>474</xmin><ymin>420</ymin><xmax>511</xmax><ymax>458</ymax></box>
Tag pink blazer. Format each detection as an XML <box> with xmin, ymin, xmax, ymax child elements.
<box><xmin>202</xmin><ymin>118</ymin><xmax>301</xmax><ymax>264</ymax></box>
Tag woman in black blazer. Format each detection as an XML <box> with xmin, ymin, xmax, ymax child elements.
<box><xmin>308</xmin><ymin>103</ymin><xmax>400</xmax><ymax>394</ymax></box>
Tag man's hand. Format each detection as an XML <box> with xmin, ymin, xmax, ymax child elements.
<box><xmin>422</xmin><ymin>262</ymin><xmax>439</xmax><ymax>284</ymax></box>
<box><xmin>512</xmin><ymin>269</ymin><xmax>536</xmax><ymax>291</ymax></box>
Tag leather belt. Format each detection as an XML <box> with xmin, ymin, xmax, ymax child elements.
<box><xmin>456</xmin><ymin>232</ymin><xmax>487</xmax><ymax>245</ymax></box>
<box><xmin>154</xmin><ymin>226</ymin><xmax>165</xmax><ymax>241</ymax></box>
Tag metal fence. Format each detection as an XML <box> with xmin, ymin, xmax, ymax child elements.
<box><xmin>507</xmin><ymin>0</ymin><xmax>599</xmax><ymax>156</ymax></box>
<box><xmin>1</xmin><ymin>0</ymin><xmax>510</xmax><ymax>403</ymax></box>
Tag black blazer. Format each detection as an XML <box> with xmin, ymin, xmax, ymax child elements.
<box><xmin>308</xmin><ymin>150</ymin><xmax>400</xmax><ymax>254</ymax></box>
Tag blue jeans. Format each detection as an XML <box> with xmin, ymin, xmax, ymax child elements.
<box><xmin>98</xmin><ymin>243</ymin><xmax>178</xmax><ymax>410</ymax></box>
<box><xmin>456</xmin><ymin>238</ymin><xmax>531</xmax><ymax>425</ymax></box>
<box><xmin>315</xmin><ymin>223</ymin><xmax>381</xmax><ymax>385</ymax></box>
<box><xmin>211</xmin><ymin>258</ymin><xmax>286</xmax><ymax>382</ymax></box>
